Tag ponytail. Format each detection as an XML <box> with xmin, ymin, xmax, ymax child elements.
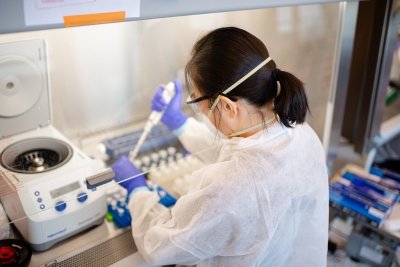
<box><xmin>272</xmin><ymin>70</ymin><xmax>309</xmax><ymax>128</ymax></box>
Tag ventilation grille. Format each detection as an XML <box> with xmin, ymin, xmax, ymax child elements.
<box><xmin>44</xmin><ymin>230</ymin><xmax>135</xmax><ymax>267</ymax></box>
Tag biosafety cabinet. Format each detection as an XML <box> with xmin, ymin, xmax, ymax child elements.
<box><xmin>1</xmin><ymin>0</ymin><xmax>394</xmax><ymax>170</ymax></box>
<box><xmin>0</xmin><ymin>0</ymin><xmax>398</xmax><ymax>266</ymax></box>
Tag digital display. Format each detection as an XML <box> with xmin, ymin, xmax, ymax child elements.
<box><xmin>50</xmin><ymin>181</ymin><xmax>81</xmax><ymax>199</ymax></box>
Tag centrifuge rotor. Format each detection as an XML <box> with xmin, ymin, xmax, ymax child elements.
<box><xmin>0</xmin><ymin>138</ymin><xmax>73</xmax><ymax>174</ymax></box>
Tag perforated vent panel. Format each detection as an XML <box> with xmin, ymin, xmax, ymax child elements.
<box><xmin>44</xmin><ymin>230</ymin><xmax>135</xmax><ymax>267</ymax></box>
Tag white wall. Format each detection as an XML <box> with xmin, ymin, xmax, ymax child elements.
<box><xmin>0</xmin><ymin>4</ymin><xmax>339</xmax><ymax>141</ymax></box>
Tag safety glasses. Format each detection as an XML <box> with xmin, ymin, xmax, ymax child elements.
<box><xmin>186</xmin><ymin>93</ymin><xmax>212</xmax><ymax>114</ymax></box>
<box><xmin>186</xmin><ymin>94</ymin><xmax>212</xmax><ymax>105</ymax></box>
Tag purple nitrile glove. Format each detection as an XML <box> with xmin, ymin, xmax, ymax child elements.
<box><xmin>112</xmin><ymin>156</ymin><xmax>147</xmax><ymax>194</ymax></box>
<box><xmin>151</xmin><ymin>80</ymin><xmax>187</xmax><ymax>131</ymax></box>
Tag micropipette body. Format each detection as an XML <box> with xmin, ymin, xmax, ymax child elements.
<box><xmin>129</xmin><ymin>82</ymin><xmax>175</xmax><ymax>160</ymax></box>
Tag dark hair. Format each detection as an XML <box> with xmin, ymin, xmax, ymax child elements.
<box><xmin>185</xmin><ymin>27</ymin><xmax>309</xmax><ymax>128</ymax></box>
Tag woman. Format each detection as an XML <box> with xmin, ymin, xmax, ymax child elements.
<box><xmin>113</xmin><ymin>27</ymin><xmax>328</xmax><ymax>266</ymax></box>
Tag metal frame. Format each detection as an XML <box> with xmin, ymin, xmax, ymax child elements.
<box><xmin>368</xmin><ymin>0</ymin><xmax>400</xmax><ymax>152</ymax></box>
<box><xmin>341</xmin><ymin>0</ymin><xmax>399</xmax><ymax>154</ymax></box>
<box><xmin>323</xmin><ymin>2</ymin><xmax>359</xmax><ymax>165</ymax></box>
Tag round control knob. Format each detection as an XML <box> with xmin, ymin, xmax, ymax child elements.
<box><xmin>55</xmin><ymin>201</ymin><xmax>66</xmax><ymax>212</ymax></box>
<box><xmin>77</xmin><ymin>192</ymin><xmax>88</xmax><ymax>203</ymax></box>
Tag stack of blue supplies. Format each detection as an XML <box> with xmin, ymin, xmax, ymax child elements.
<box><xmin>329</xmin><ymin>165</ymin><xmax>400</xmax><ymax>228</ymax></box>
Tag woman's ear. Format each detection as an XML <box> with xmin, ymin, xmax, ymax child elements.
<box><xmin>219</xmin><ymin>96</ymin><xmax>238</xmax><ymax>118</ymax></box>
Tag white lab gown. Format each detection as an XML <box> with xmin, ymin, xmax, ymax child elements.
<box><xmin>128</xmin><ymin>118</ymin><xmax>329</xmax><ymax>267</ymax></box>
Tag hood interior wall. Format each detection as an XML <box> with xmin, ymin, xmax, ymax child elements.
<box><xmin>0</xmin><ymin>4</ymin><xmax>340</xmax><ymax>147</ymax></box>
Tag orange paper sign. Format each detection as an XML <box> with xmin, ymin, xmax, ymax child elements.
<box><xmin>64</xmin><ymin>11</ymin><xmax>125</xmax><ymax>27</ymax></box>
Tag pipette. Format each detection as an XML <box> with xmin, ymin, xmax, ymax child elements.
<box><xmin>129</xmin><ymin>82</ymin><xmax>175</xmax><ymax>160</ymax></box>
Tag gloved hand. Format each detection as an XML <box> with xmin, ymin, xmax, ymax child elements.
<box><xmin>112</xmin><ymin>156</ymin><xmax>148</xmax><ymax>194</ymax></box>
<box><xmin>151</xmin><ymin>80</ymin><xmax>187</xmax><ymax>131</ymax></box>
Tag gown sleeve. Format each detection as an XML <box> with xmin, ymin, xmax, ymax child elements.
<box><xmin>127</xmin><ymin>161</ymin><xmax>260</xmax><ymax>266</ymax></box>
<box><xmin>127</xmin><ymin>178</ymin><xmax>238</xmax><ymax>265</ymax></box>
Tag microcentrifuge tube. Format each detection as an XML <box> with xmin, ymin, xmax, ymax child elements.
<box><xmin>141</xmin><ymin>166</ymin><xmax>149</xmax><ymax>172</ymax></box>
<box><xmin>133</xmin><ymin>159</ymin><xmax>142</xmax><ymax>168</ymax></box>
<box><xmin>159</xmin><ymin>160</ymin><xmax>167</xmax><ymax>168</ymax></box>
<box><xmin>167</xmin><ymin>146</ymin><xmax>177</xmax><ymax>156</ymax></box>
<box><xmin>117</xmin><ymin>208</ymin><xmax>125</xmax><ymax>216</ymax></box>
<box><xmin>151</xmin><ymin>153</ymin><xmax>160</xmax><ymax>162</ymax></box>
<box><xmin>167</xmin><ymin>156</ymin><xmax>175</xmax><ymax>165</ymax></box>
<box><xmin>178</xmin><ymin>160</ymin><xmax>190</xmax><ymax>174</ymax></box>
<box><xmin>120</xmin><ymin>190</ymin><xmax>127</xmax><ymax>197</ymax></box>
<box><xmin>161</xmin><ymin>167</ymin><xmax>172</xmax><ymax>181</ymax></box>
<box><xmin>169</xmin><ymin>162</ymin><xmax>181</xmax><ymax>178</ymax></box>
<box><xmin>149</xmin><ymin>169</ymin><xmax>162</xmax><ymax>183</ymax></box>
<box><xmin>159</xmin><ymin>149</ymin><xmax>168</xmax><ymax>159</ymax></box>
<box><xmin>150</xmin><ymin>163</ymin><xmax>158</xmax><ymax>171</ymax></box>
<box><xmin>141</xmin><ymin>156</ymin><xmax>151</xmax><ymax>166</ymax></box>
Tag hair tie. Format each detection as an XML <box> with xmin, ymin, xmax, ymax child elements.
<box><xmin>270</xmin><ymin>68</ymin><xmax>281</xmax><ymax>82</ymax></box>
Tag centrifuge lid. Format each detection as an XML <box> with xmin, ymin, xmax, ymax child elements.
<box><xmin>0</xmin><ymin>40</ymin><xmax>51</xmax><ymax>138</ymax></box>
